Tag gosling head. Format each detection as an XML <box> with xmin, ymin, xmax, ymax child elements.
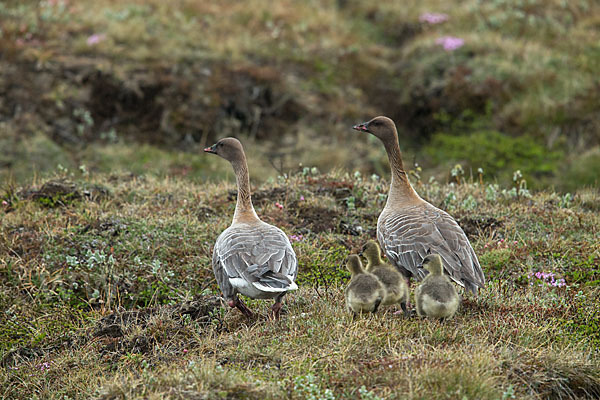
<box><xmin>422</xmin><ymin>254</ymin><xmax>444</xmax><ymax>275</ymax></box>
<box><xmin>352</xmin><ymin>116</ymin><xmax>397</xmax><ymax>142</ymax></box>
<box><xmin>363</xmin><ymin>240</ymin><xmax>383</xmax><ymax>267</ymax></box>
<box><xmin>346</xmin><ymin>254</ymin><xmax>365</xmax><ymax>276</ymax></box>
<box><xmin>204</xmin><ymin>137</ymin><xmax>245</xmax><ymax>163</ymax></box>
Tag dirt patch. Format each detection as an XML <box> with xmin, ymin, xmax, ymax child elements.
<box><xmin>196</xmin><ymin>205</ymin><xmax>216</xmax><ymax>221</ymax></box>
<box><xmin>296</xmin><ymin>205</ymin><xmax>340</xmax><ymax>233</ymax></box>
<box><xmin>457</xmin><ymin>215</ymin><xmax>502</xmax><ymax>238</ymax></box>
<box><xmin>18</xmin><ymin>180</ymin><xmax>81</xmax><ymax>208</ymax></box>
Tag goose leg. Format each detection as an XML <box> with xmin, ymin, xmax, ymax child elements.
<box><xmin>372</xmin><ymin>297</ymin><xmax>382</xmax><ymax>314</ymax></box>
<box><xmin>228</xmin><ymin>297</ymin><xmax>254</xmax><ymax>318</ymax></box>
<box><xmin>400</xmin><ymin>301</ymin><xmax>410</xmax><ymax>317</ymax></box>
<box><xmin>270</xmin><ymin>292</ymin><xmax>287</xmax><ymax>320</ymax></box>
<box><xmin>270</xmin><ymin>302</ymin><xmax>283</xmax><ymax>319</ymax></box>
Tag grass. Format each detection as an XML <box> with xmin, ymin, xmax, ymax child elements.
<box><xmin>1</xmin><ymin>168</ymin><xmax>599</xmax><ymax>399</ymax></box>
<box><xmin>1</xmin><ymin>0</ymin><xmax>600</xmax><ymax>188</ymax></box>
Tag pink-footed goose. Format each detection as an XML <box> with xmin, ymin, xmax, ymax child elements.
<box><xmin>352</xmin><ymin>116</ymin><xmax>485</xmax><ymax>294</ymax></box>
<box><xmin>204</xmin><ymin>137</ymin><xmax>298</xmax><ymax>318</ymax></box>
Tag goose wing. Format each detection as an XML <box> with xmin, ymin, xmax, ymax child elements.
<box><xmin>213</xmin><ymin>223</ymin><xmax>298</xmax><ymax>298</ymax></box>
<box><xmin>378</xmin><ymin>203</ymin><xmax>484</xmax><ymax>293</ymax></box>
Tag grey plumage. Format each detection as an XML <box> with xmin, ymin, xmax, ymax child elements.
<box><xmin>213</xmin><ymin>221</ymin><xmax>298</xmax><ymax>300</ymax></box>
<box><xmin>378</xmin><ymin>202</ymin><xmax>484</xmax><ymax>294</ymax></box>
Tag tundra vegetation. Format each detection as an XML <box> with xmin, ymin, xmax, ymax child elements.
<box><xmin>1</xmin><ymin>0</ymin><xmax>599</xmax><ymax>398</ymax></box>
<box><xmin>1</xmin><ymin>169</ymin><xmax>599</xmax><ymax>399</ymax></box>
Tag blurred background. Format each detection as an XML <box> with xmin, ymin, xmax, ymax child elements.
<box><xmin>1</xmin><ymin>0</ymin><xmax>598</xmax><ymax>191</ymax></box>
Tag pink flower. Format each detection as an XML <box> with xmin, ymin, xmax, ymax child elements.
<box><xmin>289</xmin><ymin>234</ymin><xmax>303</xmax><ymax>242</ymax></box>
<box><xmin>300</xmin><ymin>195</ymin><xmax>305</xmax><ymax>201</ymax></box>
<box><xmin>87</xmin><ymin>33</ymin><xmax>106</xmax><ymax>46</ymax></box>
<box><xmin>275</xmin><ymin>202</ymin><xmax>284</xmax><ymax>210</ymax></box>
<box><xmin>183</xmin><ymin>348</ymin><xmax>188</xmax><ymax>354</ymax></box>
<box><xmin>419</xmin><ymin>13</ymin><xmax>449</xmax><ymax>24</ymax></box>
<box><xmin>435</xmin><ymin>36</ymin><xmax>464</xmax><ymax>51</ymax></box>
<box><xmin>38</xmin><ymin>362</ymin><xmax>51</xmax><ymax>371</ymax></box>
<box><xmin>1</xmin><ymin>200</ymin><xmax>7</xmax><ymax>206</ymax></box>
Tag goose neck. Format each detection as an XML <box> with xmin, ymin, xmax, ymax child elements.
<box><xmin>383</xmin><ymin>137</ymin><xmax>419</xmax><ymax>205</ymax></box>
<box><xmin>231</xmin><ymin>158</ymin><xmax>259</xmax><ymax>223</ymax></box>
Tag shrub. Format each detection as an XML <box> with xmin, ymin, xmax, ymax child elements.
<box><xmin>425</xmin><ymin>130</ymin><xmax>563</xmax><ymax>184</ymax></box>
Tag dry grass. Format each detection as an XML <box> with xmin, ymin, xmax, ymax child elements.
<box><xmin>1</xmin><ymin>169</ymin><xmax>599</xmax><ymax>399</ymax></box>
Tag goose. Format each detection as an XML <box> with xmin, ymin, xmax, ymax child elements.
<box><xmin>205</xmin><ymin>137</ymin><xmax>298</xmax><ymax>318</ymax></box>
<box><xmin>363</xmin><ymin>240</ymin><xmax>409</xmax><ymax>315</ymax></box>
<box><xmin>352</xmin><ymin>116</ymin><xmax>485</xmax><ymax>294</ymax></box>
<box><xmin>345</xmin><ymin>254</ymin><xmax>386</xmax><ymax>316</ymax></box>
<box><xmin>414</xmin><ymin>254</ymin><xmax>460</xmax><ymax>319</ymax></box>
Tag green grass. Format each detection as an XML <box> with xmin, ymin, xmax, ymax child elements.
<box><xmin>1</xmin><ymin>170</ymin><xmax>599</xmax><ymax>399</ymax></box>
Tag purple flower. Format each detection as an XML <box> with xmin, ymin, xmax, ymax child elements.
<box><xmin>38</xmin><ymin>362</ymin><xmax>51</xmax><ymax>371</ymax></box>
<box><xmin>87</xmin><ymin>33</ymin><xmax>106</xmax><ymax>46</ymax></box>
<box><xmin>1</xmin><ymin>200</ymin><xmax>7</xmax><ymax>206</ymax></box>
<box><xmin>275</xmin><ymin>202</ymin><xmax>284</xmax><ymax>210</ymax></box>
<box><xmin>435</xmin><ymin>36</ymin><xmax>464</xmax><ymax>51</ymax></box>
<box><xmin>289</xmin><ymin>234</ymin><xmax>303</xmax><ymax>242</ymax></box>
<box><xmin>419</xmin><ymin>13</ymin><xmax>449</xmax><ymax>24</ymax></box>
<box><xmin>530</xmin><ymin>271</ymin><xmax>567</xmax><ymax>288</ymax></box>
<box><xmin>300</xmin><ymin>195</ymin><xmax>305</xmax><ymax>201</ymax></box>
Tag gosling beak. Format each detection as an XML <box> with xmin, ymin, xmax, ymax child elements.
<box><xmin>352</xmin><ymin>122</ymin><xmax>369</xmax><ymax>132</ymax></box>
<box><xmin>204</xmin><ymin>144</ymin><xmax>217</xmax><ymax>154</ymax></box>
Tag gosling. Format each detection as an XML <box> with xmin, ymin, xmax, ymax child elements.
<box><xmin>363</xmin><ymin>240</ymin><xmax>410</xmax><ymax>315</ymax></box>
<box><xmin>345</xmin><ymin>255</ymin><xmax>386</xmax><ymax>316</ymax></box>
<box><xmin>414</xmin><ymin>254</ymin><xmax>460</xmax><ymax>319</ymax></box>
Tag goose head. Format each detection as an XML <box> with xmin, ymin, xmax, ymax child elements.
<box><xmin>422</xmin><ymin>254</ymin><xmax>444</xmax><ymax>275</ymax></box>
<box><xmin>346</xmin><ymin>254</ymin><xmax>365</xmax><ymax>276</ymax></box>
<box><xmin>204</xmin><ymin>137</ymin><xmax>245</xmax><ymax>163</ymax></box>
<box><xmin>362</xmin><ymin>240</ymin><xmax>382</xmax><ymax>267</ymax></box>
<box><xmin>352</xmin><ymin>116</ymin><xmax>397</xmax><ymax>142</ymax></box>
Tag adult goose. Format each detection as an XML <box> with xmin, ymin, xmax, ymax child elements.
<box><xmin>352</xmin><ymin>116</ymin><xmax>485</xmax><ymax>294</ymax></box>
<box><xmin>205</xmin><ymin>137</ymin><xmax>298</xmax><ymax>318</ymax></box>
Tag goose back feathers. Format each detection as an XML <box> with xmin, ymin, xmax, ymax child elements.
<box><xmin>213</xmin><ymin>221</ymin><xmax>298</xmax><ymax>300</ymax></box>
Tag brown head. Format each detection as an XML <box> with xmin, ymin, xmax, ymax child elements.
<box><xmin>352</xmin><ymin>116</ymin><xmax>398</xmax><ymax>143</ymax></box>
<box><xmin>346</xmin><ymin>254</ymin><xmax>365</xmax><ymax>276</ymax></box>
<box><xmin>362</xmin><ymin>240</ymin><xmax>383</xmax><ymax>269</ymax></box>
<box><xmin>422</xmin><ymin>254</ymin><xmax>444</xmax><ymax>276</ymax></box>
<box><xmin>204</xmin><ymin>137</ymin><xmax>246</xmax><ymax>163</ymax></box>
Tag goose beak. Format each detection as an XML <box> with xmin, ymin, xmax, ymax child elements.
<box><xmin>204</xmin><ymin>144</ymin><xmax>217</xmax><ymax>154</ymax></box>
<box><xmin>352</xmin><ymin>122</ymin><xmax>369</xmax><ymax>132</ymax></box>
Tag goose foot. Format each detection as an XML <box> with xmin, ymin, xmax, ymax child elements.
<box><xmin>228</xmin><ymin>298</ymin><xmax>254</xmax><ymax>318</ymax></box>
